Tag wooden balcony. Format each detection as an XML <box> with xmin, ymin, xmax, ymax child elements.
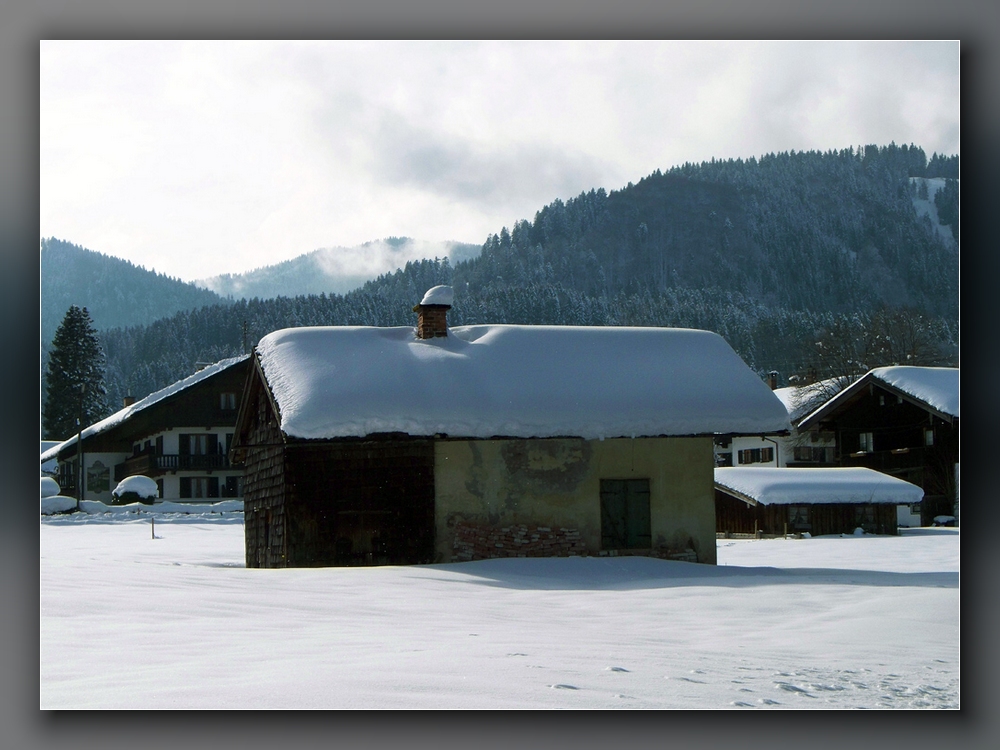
<box><xmin>114</xmin><ymin>453</ymin><xmax>231</xmax><ymax>482</ymax></box>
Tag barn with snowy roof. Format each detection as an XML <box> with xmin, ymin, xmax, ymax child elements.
<box><xmin>796</xmin><ymin>366</ymin><xmax>958</xmax><ymax>526</ymax></box>
<box><xmin>230</xmin><ymin>287</ymin><xmax>791</xmax><ymax>568</ymax></box>
<box><xmin>715</xmin><ymin>466</ymin><xmax>923</xmax><ymax>536</ymax></box>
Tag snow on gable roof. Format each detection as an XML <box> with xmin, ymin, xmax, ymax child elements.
<box><xmin>41</xmin><ymin>355</ymin><xmax>250</xmax><ymax>462</ymax></box>
<box><xmin>799</xmin><ymin>366</ymin><xmax>958</xmax><ymax>427</ymax></box>
<box><xmin>773</xmin><ymin>378</ymin><xmax>848</xmax><ymax>423</ymax></box>
<box><xmin>255</xmin><ymin>324</ymin><xmax>792</xmax><ymax>440</ymax></box>
<box><xmin>715</xmin><ymin>467</ymin><xmax>924</xmax><ymax>506</ymax></box>
<box><xmin>869</xmin><ymin>366</ymin><xmax>959</xmax><ymax>419</ymax></box>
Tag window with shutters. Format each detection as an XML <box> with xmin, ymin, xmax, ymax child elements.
<box><xmin>179</xmin><ymin>476</ymin><xmax>220</xmax><ymax>499</ymax></box>
<box><xmin>600</xmin><ymin>479</ymin><xmax>651</xmax><ymax>550</ymax></box>
<box><xmin>179</xmin><ymin>433</ymin><xmax>218</xmax><ymax>455</ymax></box>
<box><xmin>737</xmin><ymin>447</ymin><xmax>774</xmax><ymax>464</ymax></box>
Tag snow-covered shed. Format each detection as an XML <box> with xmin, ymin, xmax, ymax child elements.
<box><xmin>41</xmin><ymin>356</ymin><xmax>252</xmax><ymax>504</ymax></box>
<box><xmin>231</xmin><ymin>288</ymin><xmax>791</xmax><ymax>568</ymax></box>
<box><xmin>796</xmin><ymin>366</ymin><xmax>958</xmax><ymax>526</ymax></box>
<box><xmin>715</xmin><ymin>466</ymin><xmax>924</xmax><ymax>536</ymax></box>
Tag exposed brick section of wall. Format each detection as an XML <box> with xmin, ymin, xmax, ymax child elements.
<box><xmin>452</xmin><ymin>522</ymin><xmax>588</xmax><ymax>561</ymax></box>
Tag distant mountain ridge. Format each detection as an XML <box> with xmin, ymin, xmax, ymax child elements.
<box><xmin>194</xmin><ymin>237</ymin><xmax>482</xmax><ymax>299</ymax></box>
<box><xmin>41</xmin><ymin>238</ymin><xmax>227</xmax><ymax>344</ymax></box>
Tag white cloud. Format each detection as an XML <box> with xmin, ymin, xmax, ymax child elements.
<box><xmin>40</xmin><ymin>40</ymin><xmax>960</xmax><ymax>282</ymax></box>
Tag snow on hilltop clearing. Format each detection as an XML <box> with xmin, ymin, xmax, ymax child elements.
<box><xmin>40</xmin><ymin>516</ymin><xmax>959</xmax><ymax>709</ymax></box>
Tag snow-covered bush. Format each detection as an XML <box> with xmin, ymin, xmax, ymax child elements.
<box><xmin>41</xmin><ymin>495</ymin><xmax>77</xmax><ymax>514</ymax></box>
<box><xmin>41</xmin><ymin>476</ymin><xmax>60</xmax><ymax>498</ymax></box>
<box><xmin>112</xmin><ymin>475</ymin><xmax>158</xmax><ymax>505</ymax></box>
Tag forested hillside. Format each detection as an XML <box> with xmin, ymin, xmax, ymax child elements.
<box><xmin>86</xmin><ymin>144</ymin><xmax>959</xmax><ymax>414</ymax></box>
<box><xmin>41</xmin><ymin>238</ymin><xmax>227</xmax><ymax>343</ymax></box>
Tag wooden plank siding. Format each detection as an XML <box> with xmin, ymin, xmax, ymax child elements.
<box><xmin>715</xmin><ymin>490</ymin><xmax>898</xmax><ymax>536</ymax></box>
<box><xmin>239</xmin><ymin>358</ymin><xmax>437</xmax><ymax>568</ymax></box>
<box><xmin>283</xmin><ymin>439</ymin><xmax>435</xmax><ymax>566</ymax></box>
<box><xmin>242</xmin><ymin>384</ymin><xmax>288</xmax><ymax>568</ymax></box>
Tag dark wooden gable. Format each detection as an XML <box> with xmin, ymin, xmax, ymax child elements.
<box><xmin>797</xmin><ymin>373</ymin><xmax>958</xmax><ymax>525</ymax></box>
<box><xmin>57</xmin><ymin>358</ymin><xmax>252</xmax><ymax>458</ymax></box>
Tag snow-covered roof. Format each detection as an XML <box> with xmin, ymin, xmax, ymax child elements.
<box><xmin>41</xmin><ymin>355</ymin><xmax>250</xmax><ymax>462</ymax></box>
<box><xmin>41</xmin><ymin>440</ymin><xmax>61</xmax><ymax>474</ymax></box>
<box><xmin>869</xmin><ymin>366</ymin><xmax>959</xmax><ymax>418</ymax></box>
<box><xmin>772</xmin><ymin>377</ymin><xmax>849</xmax><ymax>423</ymax></box>
<box><xmin>254</xmin><ymin>324</ymin><xmax>792</xmax><ymax>440</ymax></box>
<box><xmin>715</xmin><ymin>467</ymin><xmax>924</xmax><ymax>506</ymax></box>
<box><xmin>800</xmin><ymin>366</ymin><xmax>958</xmax><ymax>426</ymax></box>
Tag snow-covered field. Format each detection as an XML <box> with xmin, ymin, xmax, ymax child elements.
<box><xmin>40</xmin><ymin>511</ymin><xmax>959</xmax><ymax>709</ymax></box>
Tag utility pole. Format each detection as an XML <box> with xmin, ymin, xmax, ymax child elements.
<box><xmin>242</xmin><ymin>320</ymin><xmax>249</xmax><ymax>355</ymax></box>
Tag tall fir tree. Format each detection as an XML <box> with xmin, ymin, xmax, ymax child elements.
<box><xmin>43</xmin><ymin>306</ymin><xmax>109</xmax><ymax>440</ymax></box>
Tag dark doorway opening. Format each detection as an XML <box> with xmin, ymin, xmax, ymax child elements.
<box><xmin>601</xmin><ymin>478</ymin><xmax>651</xmax><ymax>550</ymax></box>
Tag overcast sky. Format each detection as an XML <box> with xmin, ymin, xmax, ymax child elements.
<box><xmin>40</xmin><ymin>40</ymin><xmax>960</xmax><ymax>283</ymax></box>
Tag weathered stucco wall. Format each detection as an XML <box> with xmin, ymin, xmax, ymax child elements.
<box><xmin>434</xmin><ymin>437</ymin><xmax>716</xmax><ymax>564</ymax></box>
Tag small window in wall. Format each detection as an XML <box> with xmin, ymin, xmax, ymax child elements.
<box><xmin>738</xmin><ymin>447</ymin><xmax>774</xmax><ymax>465</ymax></box>
<box><xmin>600</xmin><ymin>479</ymin><xmax>651</xmax><ymax>550</ymax></box>
<box><xmin>220</xmin><ymin>392</ymin><xmax>237</xmax><ymax>410</ymax></box>
<box><xmin>788</xmin><ymin>505</ymin><xmax>810</xmax><ymax>530</ymax></box>
<box><xmin>794</xmin><ymin>446</ymin><xmax>828</xmax><ymax>463</ymax></box>
<box><xmin>859</xmin><ymin>432</ymin><xmax>874</xmax><ymax>452</ymax></box>
<box><xmin>924</xmin><ymin>428</ymin><xmax>934</xmax><ymax>447</ymax></box>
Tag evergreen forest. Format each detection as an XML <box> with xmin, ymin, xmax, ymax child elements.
<box><xmin>41</xmin><ymin>238</ymin><xmax>227</xmax><ymax>344</ymax></box>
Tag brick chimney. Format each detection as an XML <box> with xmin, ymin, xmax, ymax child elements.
<box><xmin>123</xmin><ymin>396</ymin><xmax>136</xmax><ymax>407</ymax></box>
<box><xmin>413</xmin><ymin>285</ymin><xmax>454</xmax><ymax>339</ymax></box>
<box><xmin>767</xmin><ymin>371</ymin><xmax>778</xmax><ymax>390</ymax></box>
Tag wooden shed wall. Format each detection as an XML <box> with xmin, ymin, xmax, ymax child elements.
<box><xmin>715</xmin><ymin>491</ymin><xmax>898</xmax><ymax>536</ymax></box>
<box><xmin>282</xmin><ymin>439</ymin><xmax>435</xmax><ymax>566</ymax></box>
<box><xmin>243</xmin><ymin>386</ymin><xmax>288</xmax><ymax>568</ymax></box>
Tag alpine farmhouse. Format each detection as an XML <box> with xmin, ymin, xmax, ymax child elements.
<box><xmin>231</xmin><ymin>287</ymin><xmax>791</xmax><ymax>568</ymax></box>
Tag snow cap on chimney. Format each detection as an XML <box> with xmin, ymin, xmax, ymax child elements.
<box><xmin>413</xmin><ymin>285</ymin><xmax>453</xmax><ymax>339</ymax></box>
<box><xmin>418</xmin><ymin>285</ymin><xmax>454</xmax><ymax>307</ymax></box>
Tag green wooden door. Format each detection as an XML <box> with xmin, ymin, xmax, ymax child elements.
<box><xmin>601</xmin><ymin>479</ymin><xmax>651</xmax><ymax>550</ymax></box>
